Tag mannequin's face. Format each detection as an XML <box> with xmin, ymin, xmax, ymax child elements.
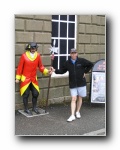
<box><xmin>30</xmin><ymin>48</ymin><xmax>36</xmax><ymax>54</ymax></box>
<box><xmin>70</xmin><ymin>52</ymin><xmax>78</xmax><ymax>60</ymax></box>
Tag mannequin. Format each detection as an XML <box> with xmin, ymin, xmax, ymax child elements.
<box><xmin>16</xmin><ymin>42</ymin><xmax>52</xmax><ymax>115</ymax></box>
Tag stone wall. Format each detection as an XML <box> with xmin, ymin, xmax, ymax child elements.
<box><xmin>15</xmin><ymin>15</ymin><xmax>105</xmax><ymax>110</ymax></box>
<box><xmin>77</xmin><ymin>15</ymin><xmax>105</xmax><ymax>99</ymax></box>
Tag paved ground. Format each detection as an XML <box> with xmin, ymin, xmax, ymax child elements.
<box><xmin>15</xmin><ymin>103</ymin><xmax>105</xmax><ymax>136</ymax></box>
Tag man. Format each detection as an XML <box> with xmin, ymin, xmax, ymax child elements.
<box><xmin>51</xmin><ymin>48</ymin><xmax>93</xmax><ymax>122</ymax></box>
<box><xmin>15</xmin><ymin>42</ymin><xmax>52</xmax><ymax>115</ymax></box>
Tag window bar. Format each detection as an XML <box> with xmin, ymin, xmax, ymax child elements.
<box><xmin>66</xmin><ymin>15</ymin><xmax>69</xmax><ymax>60</ymax></box>
<box><xmin>58</xmin><ymin>15</ymin><xmax>60</xmax><ymax>69</ymax></box>
<box><xmin>74</xmin><ymin>15</ymin><xmax>77</xmax><ymax>49</ymax></box>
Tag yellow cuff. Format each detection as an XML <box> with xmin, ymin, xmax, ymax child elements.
<box><xmin>43</xmin><ymin>68</ymin><xmax>49</xmax><ymax>76</ymax></box>
<box><xmin>16</xmin><ymin>75</ymin><xmax>21</xmax><ymax>80</ymax></box>
<box><xmin>21</xmin><ymin>75</ymin><xmax>26</xmax><ymax>82</ymax></box>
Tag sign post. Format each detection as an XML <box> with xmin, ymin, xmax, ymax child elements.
<box><xmin>90</xmin><ymin>59</ymin><xmax>106</xmax><ymax>104</ymax></box>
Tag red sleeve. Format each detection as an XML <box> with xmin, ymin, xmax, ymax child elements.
<box><xmin>38</xmin><ymin>54</ymin><xmax>45</xmax><ymax>73</ymax></box>
<box><xmin>16</xmin><ymin>54</ymin><xmax>25</xmax><ymax>80</ymax></box>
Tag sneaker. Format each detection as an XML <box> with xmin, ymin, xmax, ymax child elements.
<box><xmin>67</xmin><ymin>115</ymin><xmax>76</xmax><ymax>122</ymax></box>
<box><xmin>76</xmin><ymin>112</ymin><xmax>81</xmax><ymax>119</ymax></box>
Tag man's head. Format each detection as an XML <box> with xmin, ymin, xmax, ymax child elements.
<box><xmin>25</xmin><ymin>42</ymin><xmax>38</xmax><ymax>53</ymax></box>
<box><xmin>70</xmin><ymin>48</ymin><xmax>78</xmax><ymax>60</ymax></box>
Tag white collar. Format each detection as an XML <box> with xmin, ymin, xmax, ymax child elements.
<box><xmin>30</xmin><ymin>52</ymin><xmax>35</xmax><ymax>58</ymax></box>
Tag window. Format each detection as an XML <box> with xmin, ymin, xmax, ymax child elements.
<box><xmin>51</xmin><ymin>15</ymin><xmax>77</xmax><ymax>75</ymax></box>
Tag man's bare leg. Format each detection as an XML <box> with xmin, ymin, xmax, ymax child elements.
<box><xmin>71</xmin><ymin>96</ymin><xmax>77</xmax><ymax>116</ymax></box>
<box><xmin>76</xmin><ymin>96</ymin><xmax>82</xmax><ymax>112</ymax></box>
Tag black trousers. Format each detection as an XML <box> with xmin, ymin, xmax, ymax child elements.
<box><xmin>22</xmin><ymin>83</ymin><xmax>39</xmax><ymax>110</ymax></box>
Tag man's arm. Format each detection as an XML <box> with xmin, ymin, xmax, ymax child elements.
<box><xmin>82</xmin><ymin>58</ymin><xmax>94</xmax><ymax>73</ymax></box>
<box><xmin>51</xmin><ymin>61</ymin><xmax>68</xmax><ymax>74</ymax></box>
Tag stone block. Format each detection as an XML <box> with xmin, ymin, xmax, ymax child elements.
<box><xmin>99</xmin><ymin>35</ymin><xmax>105</xmax><ymax>44</ymax></box>
<box><xmin>15</xmin><ymin>19</ymin><xmax>24</xmax><ymax>30</ymax></box>
<box><xmin>15</xmin><ymin>15</ymin><xmax>34</xmax><ymax>19</ymax></box>
<box><xmin>83</xmin><ymin>54</ymin><xmax>91</xmax><ymax>61</ymax></box>
<box><xmin>36</xmin><ymin>71</ymin><xmax>43</xmax><ymax>78</ymax></box>
<box><xmin>77</xmin><ymin>44</ymin><xmax>84</xmax><ymax>54</ymax></box>
<box><xmin>91</xmin><ymin>35</ymin><xmax>100</xmax><ymax>44</ymax></box>
<box><xmin>38</xmin><ymin>78</ymin><xmax>54</xmax><ymax>89</ymax></box>
<box><xmin>43</xmin><ymin>44</ymin><xmax>51</xmax><ymax>54</ymax></box>
<box><xmin>85</xmin><ymin>25</ymin><xmax>97</xmax><ymax>34</ymax></box>
<box><xmin>97</xmin><ymin>45</ymin><xmax>105</xmax><ymax>53</ymax></box>
<box><xmin>54</xmin><ymin>77</ymin><xmax>69</xmax><ymax>87</ymax></box>
<box><xmin>79</xmin><ymin>24</ymin><xmax>85</xmax><ymax>33</ymax></box>
<box><xmin>15</xmin><ymin>83</ymin><xmax>20</xmax><ymax>92</ymax></box>
<box><xmin>36</xmin><ymin>44</ymin><xmax>43</xmax><ymax>54</ymax></box>
<box><xmin>79</xmin><ymin>34</ymin><xmax>90</xmax><ymax>44</ymax></box>
<box><xmin>43</xmin><ymin>21</ymin><xmax>51</xmax><ymax>32</ymax></box>
<box><xmin>97</xmin><ymin>26</ymin><xmax>105</xmax><ymax>35</ymax></box>
<box><xmin>79</xmin><ymin>15</ymin><xmax>91</xmax><ymax>24</ymax></box>
<box><xmin>15</xmin><ymin>103</ymin><xmax>24</xmax><ymax>110</ymax></box>
<box><xmin>16</xmin><ymin>32</ymin><xmax>33</xmax><ymax>43</ymax></box>
<box><xmin>43</xmin><ymin>87</ymin><xmax>64</xmax><ymax>99</ymax></box>
<box><xmin>78</xmin><ymin>53</ymin><xmax>85</xmax><ymax>58</ymax></box>
<box><xmin>85</xmin><ymin>73</ymin><xmax>90</xmax><ymax>83</ymax></box>
<box><xmin>90</xmin><ymin>54</ymin><xmax>99</xmax><ymax>62</ymax></box>
<box><xmin>15</xmin><ymin>92</ymin><xmax>23</xmax><ymax>104</ymax></box>
<box><xmin>85</xmin><ymin>45</ymin><xmax>105</xmax><ymax>53</ymax></box>
<box><xmin>54</xmin><ymin>87</ymin><xmax>64</xmax><ymax>98</ymax></box>
<box><xmin>49</xmin><ymin>97</ymin><xmax>64</xmax><ymax>104</ymax></box>
<box><xmin>77</xmin><ymin>44</ymin><xmax>85</xmax><ymax>54</ymax></box>
<box><xmin>64</xmin><ymin>96</ymin><xmax>71</xmax><ymax>102</ymax></box>
<box><xmin>92</xmin><ymin>15</ymin><xmax>101</xmax><ymax>25</ymax></box>
<box><xmin>35</xmin><ymin>32</ymin><xmax>51</xmax><ymax>43</ymax></box>
<box><xmin>38</xmin><ymin>89</ymin><xmax>43</xmax><ymax>100</ymax></box>
<box><xmin>26</xmin><ymin>20</ymin><xmax>43</xmax><ymax>31</ymax></box>
<box><xmin>63</xmin><ymin>86</ymin><xmax>70</xmax><ymax>96</ymax></box>
<box><xmin>15</xmin><ymin>56</ymin><xmax>20</xmax><ymax>67</ymax></box>
<box><xmin>87</xmin><ymin>83</ymin><xmax>90</xmax><ymax>92</ymax></box>
<box><xmin>100</xmin><ymin>16</ymin><xmax>105</xmax><ymax>26</ymax></box>
<box><xmin>15</xmin><ymin>44</ymin><xmax>25</xmax><ymax>55</ymax></box>
<box><xmin>99</xmin><ymin>54</ymin><xmax>105</xmax><ymax>59</ymax></box>
<box><xmin>85</xmin><ymin>45</ymin><xmax>96</xmax><ymax>53</ymax></box>
<box><xmin>34</xmin><ymin>15</ymin><xmax>52</xmax><ymax>20</ymax></box>
<box><xmin>41</xmin><ymin>56</ymin><xmax>51</xmax><ymax>65</ymax></box>
<box><xmin>79</xmin><ymin>53</ymin><xmax>91</xmax><ymax>61</ymax></box>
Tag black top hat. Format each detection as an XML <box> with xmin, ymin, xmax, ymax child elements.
<box><xmin>25</xmin><ymin>42</ymin><xmax>39</xmax><ymax>50</ymax></box>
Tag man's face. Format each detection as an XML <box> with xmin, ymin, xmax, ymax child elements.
<box><xmin>70</xmin><ymin>52</ymin><xmax>78</xmax><ymax>60</ymax></box>
<box><xmin>30</xmin><ymin>48</ymin><xmax>36</xmax><ymax>54</ymax></box>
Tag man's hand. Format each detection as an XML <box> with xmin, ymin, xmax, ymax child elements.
<box><xmin>50</xmin><ymin>67</ymin><xmax>55</xmax><ymax>72</ymax></box>
<box><xmin>15</xmin><ymin>79</ymin><xmax>20</xmax><ymax>83</ymax></box>
<box><xmin>48</xmin><ymin>69</ymin><xmax>52</xmax><ymax>75</ymax></box>
<box><xmin>83</xmin><ymin>73</ymin><xmax>86</xmax><ymax>78</ymax></box>
<box><xmin>48</xmin><ymin>67</ymin><xmax>55</xmax><ymax>75</ymax></box>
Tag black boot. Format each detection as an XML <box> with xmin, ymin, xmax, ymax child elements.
<box><xmin>23</xmin><ymin>95</ymin><xmax>32</xmax><ymax>116</ymax></box>
<box><xmin>32</xmin><ymin>107</ymin><xmax>40</xmax><ymax>114</ymax></box>
<box><xmin>32</xmin><ymin>98</ymin><xmax>40</xmax><ymax>114</ymax></box>
<box><xmin>24</xmin><ymin>109</ymin><xmax>33</xmax><ymax>115</ymax></box>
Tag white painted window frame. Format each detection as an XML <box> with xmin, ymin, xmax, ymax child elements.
<box><xmin>51</xmin><ymin>15</ymin><xmax>77</xmax><ymax>78</ymax></box>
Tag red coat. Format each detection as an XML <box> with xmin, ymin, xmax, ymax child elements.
<box><xmin>16</xmin><ymin>51</ymin><xmax>48</xmax><ymax>96</ymax></box>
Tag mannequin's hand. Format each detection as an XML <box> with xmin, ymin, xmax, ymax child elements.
<box><xmin>15</xmin><ymin>79</ymin><xmax>20</xmax><ymax>83</ymax></box>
